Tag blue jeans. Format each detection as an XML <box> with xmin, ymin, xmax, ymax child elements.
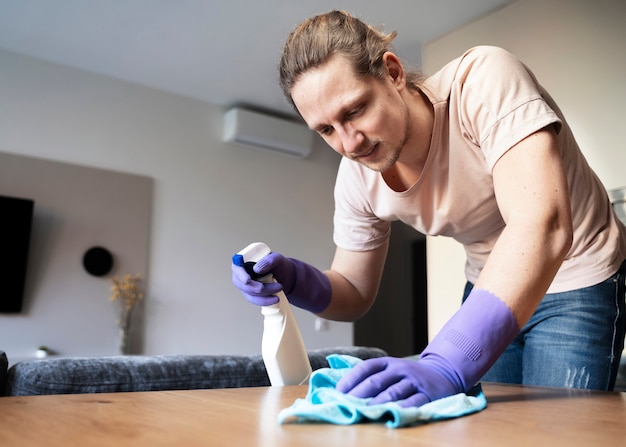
<box><xmin>462</xmin><ymin>260</ymin><xmax>626</xmax><ymax>390</ymax></box>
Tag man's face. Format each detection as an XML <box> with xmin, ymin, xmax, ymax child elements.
<box><xmin>290</xmin><ymin>54</ymin><xmax>410</xmax><ymax>173</ymax></box>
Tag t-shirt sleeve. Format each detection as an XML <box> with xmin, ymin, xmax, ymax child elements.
<box><xmin>332</xmin><ymin>158</ymin><xmax>391</xmax><ymax>251</ymax></box>
<box><xmin>453</xmin><ymin>46</ymin><xmax>562</xmax><ymax>170</ymax></box>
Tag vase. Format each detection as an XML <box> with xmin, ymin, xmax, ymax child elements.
<box><xmin>119</xmin><ymin>327</ymin><xmax>129</xmax><ymax>355</ymax></box>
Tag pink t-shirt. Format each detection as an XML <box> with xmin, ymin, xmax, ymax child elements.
<box><xmin>333</xmin><ymin>46</ymin><xmax>626</xmax><ymax>293</ymax></box>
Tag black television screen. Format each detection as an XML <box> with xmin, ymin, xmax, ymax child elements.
<box><xmin>0</xmin><ymin>195</ymin><xmax>34</xmax><ymax>313</ymax></box>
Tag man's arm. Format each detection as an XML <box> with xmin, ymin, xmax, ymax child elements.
<box><xmin>231</xmin><ymin>238</ymin><xmax>388</xmax><ymax>320</ymax></box>
<box><xmin>319</xmin><ymin>241</ymin><xmax>389</xmax><ymax>321</ymax></box>
<box><xmin>476</xmin><ymin>125</ymin><xmax>573</xmax><ymax>326</ymax></box>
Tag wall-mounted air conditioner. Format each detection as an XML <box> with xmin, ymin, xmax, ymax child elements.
<box><xmin>223</xmin><ymin>107</ymin><xmax>313</xmax><ymax>158</ymax></box>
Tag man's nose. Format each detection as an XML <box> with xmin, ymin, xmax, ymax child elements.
<box><xmin>337</xmin><ymin>125</ymin><xmax>364</xmax><ymax>155</ymax></box>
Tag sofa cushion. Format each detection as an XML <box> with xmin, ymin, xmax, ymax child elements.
<box><xmin>4</xmin><ymin>346</ymin><xmax>386</xmax><ymax>396</ymax></box>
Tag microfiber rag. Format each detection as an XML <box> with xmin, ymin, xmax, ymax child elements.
<box><xmin>278</xmin><ymin>354</ymin><xmax>487</xmax><ymax>428</ymax></box>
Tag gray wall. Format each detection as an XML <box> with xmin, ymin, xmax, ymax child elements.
<box><xmin>0</xmin><ymin>47</ymin><xmax>351</xmax><ymax>361</ymax></box>
<box><xmin>0</xmin><ymin>152</ymin><xmax>152</xmax><ymax>360</ymax></box>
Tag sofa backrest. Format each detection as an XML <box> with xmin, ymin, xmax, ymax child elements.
<box><xmin>4</xmin><ymin>346</ymin><xmax>387</xmax><ymax>396</ymax></box>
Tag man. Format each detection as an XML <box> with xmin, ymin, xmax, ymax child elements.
<box><xmin>232</xmin><ymin>10</ymin><xmax>626</xmax><ymax>407</ymax></box>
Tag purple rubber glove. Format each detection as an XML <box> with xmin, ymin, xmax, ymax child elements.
<box><xmin>336</xmin><ymin>288</ymin><xmax>519</xmax><ymax>407</ymax></box>
<box><xmin>231</xmin><ymin>252</ymin><xmax>332</xmax><ymax>314</ymax></box>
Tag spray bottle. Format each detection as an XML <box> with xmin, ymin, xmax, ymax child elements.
<box><xmin>233</xmin><ymin>242</ymin><xmax>312</xmax><ymax>386</ymax></box>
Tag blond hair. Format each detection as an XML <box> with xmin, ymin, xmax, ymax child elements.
<box><xmin>278</xmin><ymin>10</ymin><xmax>422</xmax><ymax>110</ymax></box>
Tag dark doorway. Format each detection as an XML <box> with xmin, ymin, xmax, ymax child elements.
<box><xmin>353</xmin><ymin>222</ymin><xmax>428</xmax><ymax>357</ymax></box>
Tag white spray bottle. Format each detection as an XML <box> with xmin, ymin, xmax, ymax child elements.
<box><xmin>234</xmin><ymin>242</ymin><xmax>312</xmax><ymax>386</ymax></box>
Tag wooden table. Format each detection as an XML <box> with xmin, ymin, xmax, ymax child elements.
<box><xmin>1</xmin><ymin>383</ymin><xmax>625</xmax><ymax>446</ymax></box>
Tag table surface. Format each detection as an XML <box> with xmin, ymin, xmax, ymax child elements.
<box><xmin>1</xmin><ymin>383</ymin><xmax>625</xmax><ymax>446</ymax></box>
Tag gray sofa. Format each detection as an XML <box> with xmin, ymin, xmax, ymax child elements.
<box><xmin>3</xmin><ymin>348</ymin><xmax>624</xmax><ymax>396</ymax></box>
<box><xmin>0</xmin><ymin>346</ymin><xmax>386</xmax><ymax>396</ymax></box>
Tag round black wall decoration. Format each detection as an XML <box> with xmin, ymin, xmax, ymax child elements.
<box><xmin>82</xmin><ymin>246</ymin><xmax>114</xmax><ymax>277</ymax></box>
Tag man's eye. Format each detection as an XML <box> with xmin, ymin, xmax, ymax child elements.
<box><xmin>347</xmin><ymin>107</ymin><xmax>362</xmax><ymax>119</ymax></box>
<box><xmin>319</xmin><ymin>126</ymin><xmax>333</xmax><ymax>136</ymax></box>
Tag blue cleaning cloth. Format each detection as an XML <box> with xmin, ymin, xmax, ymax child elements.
<box><xmin>278</xmin><ymin>354</ymin><xmax>487</xmax><ymax>428</ymax></box>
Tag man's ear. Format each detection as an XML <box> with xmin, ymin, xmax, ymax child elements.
<box><xmin>382</xmin><ymin>52</ymin><xmax>406</xmax><ymax>87</ymax></box>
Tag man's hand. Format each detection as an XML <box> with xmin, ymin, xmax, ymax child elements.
<box><xmin>231</xmin><ymin>259</ymin><xmax>282</xmax><ymax>306</ymax></box>
<box><xmin>231</xmin><ymin>252</ymin><xmax>332</xmax><ymax>313</ymax></box>
<box><xmin>336</xmin><ymin>356</ymin><xmax>463</xmax><ymax>407</ymax></box>
<box><xmin>337</xmin><ymin>288</ymin><xmax>520</xmax><ymax>407</ymax></box>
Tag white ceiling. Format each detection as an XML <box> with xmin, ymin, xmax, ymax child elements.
<box><xmin>0</xmin><ymin>0</ymin><xmax>513</xmax><ymax>116</ymax></box>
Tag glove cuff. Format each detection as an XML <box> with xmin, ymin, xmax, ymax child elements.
<box><xmin>420</xmin><ymin>288</ymin><xmax>519</xmax><ymax>392</ymax></box>
<box><xmin>285</xmin><ymin>258</ymin><xmax>332</xmax><ymax>314</ymax></box>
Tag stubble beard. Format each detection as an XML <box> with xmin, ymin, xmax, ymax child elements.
<box><xmin>358</xmin><ymin>109</ymin><xmax>411</xmax><ymax>173</ymax></box>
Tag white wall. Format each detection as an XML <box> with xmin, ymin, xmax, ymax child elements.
<box><xmin>422</xmin><ymin>0</ymin><xmax>626</xmax><ymax>339</ymax></box>
<box><xmin>0</xmin><ymin>47</ymin><xmax>351</xmax><ymax>360</ymax></box>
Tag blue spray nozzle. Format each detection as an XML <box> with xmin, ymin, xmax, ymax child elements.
<box><xmin>232</xmin><ymin>253</ymin><xmax>260</xmax><ymax>278</ymax></box>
